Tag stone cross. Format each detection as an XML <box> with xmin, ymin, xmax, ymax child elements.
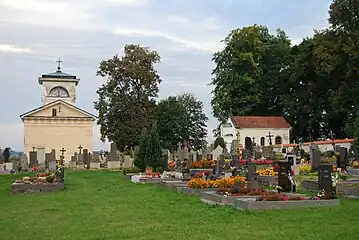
<box><xmin>78</xmin><ymin>145</ymin><xmax>83</xmax><ymax>154</ymax></box>
<box><xmin>32</xmin><ymin>146</ymin><xmax>36</xmax><ymax>152</ymax></box>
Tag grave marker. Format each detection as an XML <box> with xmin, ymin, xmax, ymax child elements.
<box><xmin>278</xmin><ymin>161</ymin><xmax>291</xmax><ymax>192</ymax></box>
<box><xmin>29</xmin><ymin>150</ymin><xmax>38</xmax><ymax>168</ymax></box>
<box><xmin>318</xmin><ymin>164</ymin><xmax>336</xmax><ymax>198</ymax></box>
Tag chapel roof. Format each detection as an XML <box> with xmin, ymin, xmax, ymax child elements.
<box><xmin>231</xmin><ymin>116</ymin><xmax>290</xmax><ymax>129</ymax></box>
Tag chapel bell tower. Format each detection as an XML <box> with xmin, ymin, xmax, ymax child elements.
<box><xmin>37</xmin><ymin>59</ymin><xmax>80</xmax><ymax>105</ymax></box>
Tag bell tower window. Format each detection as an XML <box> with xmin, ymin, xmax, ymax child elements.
<box><xmin>49</xmin><ymin>86</ymin><xmax>69</xmax><ymax>98</ymax></box>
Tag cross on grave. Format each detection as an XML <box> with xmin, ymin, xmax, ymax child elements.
<box><xmin>252</xmin><ymin>137</ymin><xmax>256</xmax><ymax>145</ymax></box>
<box><xmin>56</xmin><ymin>58</ymin><xmax>62</xmax><ymax>71</ymax></box>
<box><xmin>78</xmin><ymin>145</ymin><xmax>83</xmax><ymax>154</ymax></box>
<box><xmin>32</xmin><ymin>146</ymin><xmax>36</xmax><ymax>152</ymax></box>
<box><xmin>266</xmin><ymin>132</ymin><xmax>274</xmax><ymax>145</ymax></box>
<box><xmin>60</xmin><ymin>148</ymin><xmax>66</xmax><ymax>157</ymax></box>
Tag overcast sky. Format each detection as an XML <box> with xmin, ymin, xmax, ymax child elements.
<box><xmin>0</xmin><ymin>0</ymin><xmax>331</xmax><ymax>151</ymax></box>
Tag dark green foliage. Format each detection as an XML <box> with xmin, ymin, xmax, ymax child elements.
<box><xmin>156</xmin><ymin>93</ymin><xmax>208</xmax><ymax>151</ymax></box>
<box><xmin>144</xmin><ymin>122</ymin><xmax>162</xmax><ymax>170</ymax></box>
<box><xmin>211</xmin><ymin>1</ymin><xmax>359</xmax><ymax>142</ymax></box>
<box><xmin>214</xmin><ymin>136</ymin><xmax>226</xmax><ymax>149</ymax></box>
<box><xmin>94</xmin><ymin>44</ymin><xmax>161</xmax><ymax>151</ymax></box>
<box><xmin>122</xmin><ymin>166</ymin><xmax>141</xmax><ymax>174</ymax></box>
<box><xmin>134</xmin><ymin>128</ymin><xmax>148</xmax><ymax>171</ymax></box>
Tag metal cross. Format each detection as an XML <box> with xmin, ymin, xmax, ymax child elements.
<box><xmin>56</xmin><ymin>58</ymin><xmax>62</xmax><ymax>71</ymax></box>
<box><xmin>252</xmin><ymin>137</ymin><xmax>256</xmax><ymax>144</ymax></box>
<box><xmin>32</xmin><ymin>146</ymin><xmax>36</xmax><ymax>152</ymax></box>
<box><xmin>60</xmin><ymin>148</ymin><xmax>66</xmax><ymax>156</ymax></box>
<box><xmin>266</xmin><ymin>132</ymin><xmax>274</xmax><ymax>145</ymax></box>
<box><xmin>78</xmin><ymin>145</ymin><xmax>83</xmax><ymax>154</ymax></box>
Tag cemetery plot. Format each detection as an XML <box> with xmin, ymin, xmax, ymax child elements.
<box><xmin>11</xmin><ymin>173</ymin><xmax>64</xmax><ymax>193</ymax></box>
<box><xmin>233</xmin><ymin>197</ymin><xmax>340</xmax><ymax>210</ymax></box>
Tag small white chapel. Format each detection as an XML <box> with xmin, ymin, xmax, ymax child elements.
<box><xmin>220</xmin><ymin>116</ymin><xmax>291</xmax><ymax>150</ymax></box>
<box><xmin>20</xmin><ymin>59</ymin><xmax>96</xmax><ymax>163</ymax></box>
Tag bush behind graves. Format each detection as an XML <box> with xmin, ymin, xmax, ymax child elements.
<box><xmin>122</xmin><ymin>166</ymin><xmax>141</xmax><ymax>175</ymax></box>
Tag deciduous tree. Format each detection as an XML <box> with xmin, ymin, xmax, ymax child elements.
<box><xmin>94</xmin><ymin>44</ymin><xmax>161</xmax><ymax>151</ymax></box>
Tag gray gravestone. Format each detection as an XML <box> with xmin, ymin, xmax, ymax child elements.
<box><xmin>261</xmin><ymin>146</ymin><xmax>270</xmax><ymax>159</ymax></box>
<box><xmin>21</xmin><ymin>154</ymin><xmax>29</xmax><ymax>171</ymax></box>
<box><xmin>215</xmin><ymin>154</ymin><xmax>224</xmax><ymax>178</ymax></box>
<box><xmin>311</xmin><ymin>149</ymin><xmax>321</xmax><ymax>170</ymax></box>
<box><xmin>92</xmin><ymin>152</ymin><xmax>100</xmax><ymax>162</ymax></box>
<box><xmin>29</xmin><ymin>151</ymin><xmax>38</xmax><ymax>168</ymax></box>
<box><xmin>83</xmin><ymin>149</ymin><xmax>89</xmax><ymax>169</ymax></box>
<box><xmin>339</xmin><ymin>147</ymin><xmax>348</xmax><ymax>170</ymax></box>
<box><xmin>108</xmin><ymin>143</ymin><xmax>117</xmax><ymax>162</ymax></box>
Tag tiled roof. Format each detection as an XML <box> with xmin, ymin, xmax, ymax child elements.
<box><xmin>231</xmin><ymin>116</ymin><xmax>290</xmax><ymax>129</ymax></box>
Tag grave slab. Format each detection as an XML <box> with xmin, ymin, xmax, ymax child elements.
<box><xmin>11</xmin><ymin>182</ymin><xmax>65</xmax><ymax>193</ymax></box>
<box><xmin>233</xmin><ymin>198</ymin><xmax>340</xmax><ymax>210</ymax></box>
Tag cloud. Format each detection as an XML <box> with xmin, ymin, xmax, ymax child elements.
<box><xmin>113</xmin><ymin>26</ymin><xmax>223</xmax><ymax>53</ymax></box>
<box><xmin>0</xmin><ymin>0</ymin><xmax>334</xmax><ymax>150</ymax></box>
<box><xmin>0</xmin><ymin>44</ymin><xmax>32</xmax><ymax>53</ymax></box>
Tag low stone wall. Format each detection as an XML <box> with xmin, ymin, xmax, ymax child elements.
<box><xmin>234</xmin><ymin>198</ymin><xmax>340</xmax><ymax>210</ymax></box>
<box><xmin>200</xmin><ymin>191</ymin><xmax>307</xmax><ymax>207</ymax></box>
<box><xmin>11</xmin><ymin>182</ymin><xmax>65</xmax><ymax>193</ymax></box>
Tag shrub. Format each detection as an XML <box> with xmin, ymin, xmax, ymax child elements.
<box><xmin>353</xmin><ymin>160</ymin><xmax>359</xmax><ymax>168</ymax></box>
<box><xmin>299</xmin><ymin>163</ymin><xmax>312</xmax><ymax>175</ymax></box>
<box><xmin>122</xmin><ymin>166</ymin><xmax>141</xmax><ymax>175</ymax></box>
<box><xmin>45</xmin><ymin>175</ymin><xmax>55</xmax><ymax>183</ymax></box>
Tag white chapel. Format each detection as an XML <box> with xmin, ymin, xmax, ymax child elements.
<box><xmin>220</xmin><ymin>116</ymin><xmax>291</xmax><ymax>150</ymax></box>
<box><xmin>20</xmin><ymin>60</ymin><xmax>96</xmax><ymax>163</ymax></box>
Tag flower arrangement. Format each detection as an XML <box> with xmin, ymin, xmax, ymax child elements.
<box><xmin>191</xmin><ymin>160</ymin><xmax>216</xmax><ymax>169</ymax></box>
<box><xmin>15</xmin><ymin>173</ymin><xmax>57</xmax><ymax>184</ymax></box>
<box><xmin>256</xmin><ymin>168</ymin><xmax>277</xmax><ymax>176</ymax></box>
<box><xmin>187</xmin><ymin>176</ymin><xmax>246</xmax><ymax>188</ymax></box>
<box><xmin>258</xmin><ymin>194</ymin><xmax>307</xmax><ymax>201</ymax></box>
<box><xmin>145</xmin><ymin>172</ymin><xmax>161</xmax><ymax>178</ymax></box>
<box><xmin>168</xmin><ymin>160</ymin><xmax>175</xmax><ymax>170</ymax></box>
<box><xmin>299</xmin><ymin>163</ymin><xmax>312</xmax><ymax>175</ymax></box>
<box><xmin>216</xmin><ymin>187</ymin><xmax>266</xmax><ymax>196</ymax></box>
<box><xmin>353</xmin><ymin>161</ymin><xmax>359</xmax><ymax>169</ymax></box>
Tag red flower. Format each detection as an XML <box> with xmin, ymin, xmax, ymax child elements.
<box><xmin>273</xmin><ymin>164</ymin><xmax>279</xmax><ymax>172</ymax></box>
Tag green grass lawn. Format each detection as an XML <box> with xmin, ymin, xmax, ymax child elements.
<box><xmin>1</xmin><ymin>170</ymin><xmax>359</xmax><ymax>240</ymax></box>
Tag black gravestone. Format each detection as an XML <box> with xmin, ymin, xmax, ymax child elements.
<box><xmin>339</xmin><ymin>147</ymin><xmax>348</xmax><ymax>170</ymax></box>
<box><xmin>286</xmin><ymin>154</ymin><xmax>296</xmax><ymax>166</ymax></box>
<box><xmin>311</xmin><ymin>149</ymin><xmax>321</xmax><ymax>170</ymax></box>
<box><xmin>278</xmin><ymin>161</ymin><xmax>291</xmax><ymax>192</ymax></box>
<box><xmin>247</xmin><ymin>163</ymin><xmax>256</xmax><ymax>181</ymax></box>
<box><xmin>318</xmin><ymin>164</ymin><xmax>336</xmax><ymax>199</ymax></box>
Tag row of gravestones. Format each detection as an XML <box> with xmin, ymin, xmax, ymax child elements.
<box><xmin>310</xmin><ymin>144</ymin><xmax>351</xmax><ymax>170</ymax></box>
<box><xmin>277</xmin><ymin>160</ymin><xmax>336</xmax><ymax>198</ymax></box>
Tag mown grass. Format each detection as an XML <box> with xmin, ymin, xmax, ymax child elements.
<box><xmin>0</xmin><ymin>170</ymin><xmax>358</xmax><ymax>240</ymax></box>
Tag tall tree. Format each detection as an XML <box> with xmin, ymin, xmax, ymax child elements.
<box><xmin>176</xmin><ymin>93</ymin><xmax>208</xmax><ymax>150</ymax></box>
<box><xmin>156</xmin><ymin>93</ymin><xmax>208</xmax><ymax>151</ymax></box>
<box><xmin>210</xmin><ymin>25</ymin><xmax>292</xmax><ymax>123</ymax></box>
<box><xmin>156</xmin><ymin>96</ymin><xmax>185</xmax><ymax>152</ymax></box>
<box><xmin>144</xmin><ymin>122</ymin><xmax>162</xmax><ymax>170</ymax></box>
<box><xmin>94</xmin><ymin>44</ymin><xmax>161</xmax><ymax>151</ymax></box>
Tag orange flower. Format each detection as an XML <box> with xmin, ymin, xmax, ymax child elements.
<box><xmin>187</xmin><ymin>176</ymin><xmax>245</xmax><ymax>188</ymax></box>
